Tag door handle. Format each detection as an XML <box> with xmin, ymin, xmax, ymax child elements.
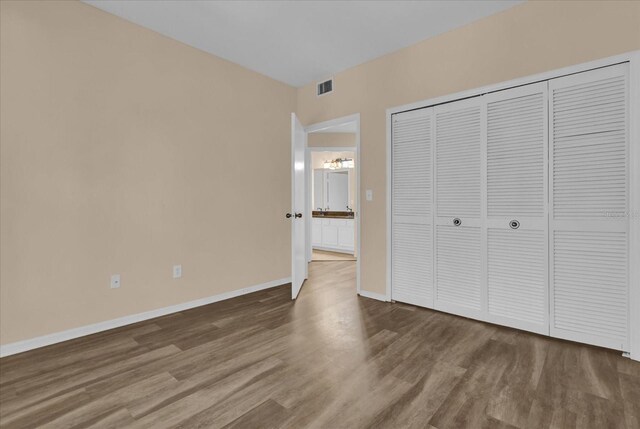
<box><xmin>286</xmin><ymin>213</ymin><xmax>293</xmax><ymax>219</ymax></box>
<box><xmin>509</xmin><ymin>220</ymin><xmax>520</xmax><ymax>229</ymax></box>
<box><xmin>295</xmin><ymin>213</ymin><xmax>303</xmax><ymax>218</ymax></box>
<box><xmin>453</xmin><ymin>218</ymin><xmax>461</xmax><ymax>226</ymax></box>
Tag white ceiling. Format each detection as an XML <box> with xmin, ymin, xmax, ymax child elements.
<box><xmin>84</xmin><ymin>0</ymin><xmax>522</xmax><ymax>87</ymax></box>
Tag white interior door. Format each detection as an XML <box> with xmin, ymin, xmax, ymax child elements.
<box><xmin>291</xmin><ymin>113</ymin><xmax>307</xmax><ymax>299</ymax></box>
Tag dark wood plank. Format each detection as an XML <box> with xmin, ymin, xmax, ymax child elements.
<box><xmin>223</xmin><ymin>398</ymin><xmax>289</xmax><ymax>429</ymax></box>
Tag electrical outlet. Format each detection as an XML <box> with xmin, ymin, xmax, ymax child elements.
<box><xmin>110</xmin><ymin>274</ymin><xmax>121</xmax><ymax>289</ymax></box>
<box><xmin>173</xmin><ymin>265</ymin><xmax>182</xmax><ymax>279</ymax></box>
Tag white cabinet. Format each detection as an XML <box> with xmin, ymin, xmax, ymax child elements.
<box><xmin>390</xmin><ymin>63</ymin><xmax>632</xmax><ymax>353</ymax></box>
<box><xmin>322</xmin><ymin>219</ymin><xmax>338</xmax><ymax>246</ymax></box>
<box><xmin>312</xmin><ymin>218</ymin><xmax>355</xmax><ymax>254</ymax></box>
<box><xmin>311</xmin><ymin>219</ymin><xmax>322</xmax><ymax>247</ymax></box>
<box><xmin>338</xmin><ymin>222</ymin><xmax>354</xmax><ymax>249</ymax></box>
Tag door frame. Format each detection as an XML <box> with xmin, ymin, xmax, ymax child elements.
<box><xmin>386</xmin><ymin>50</ymin><xmax>640</xmax><ymax>361</ymax></box>
<box><xmin>304</xmin><ymin>113</ymin><xmax>361</xmax><ymax>294</ymax></box>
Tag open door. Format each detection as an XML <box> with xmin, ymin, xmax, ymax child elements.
<box><xmin>290</xmin><ymin>113</ymin><xmax>307</xmax><ymax>299</ymax></box>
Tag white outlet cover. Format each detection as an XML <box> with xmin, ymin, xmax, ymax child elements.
<box><xmin>110</xmin><ymin>274</ymin><xmax>121</xmax><ymax>289</ymax></box>
<box><xmin>173</xmin><ymin>265</ymin><xmax>182</xmax><ymax>279</ymax></box>
<box><xmin>365</xmin><ymin>189</ymin><xmax>373</xmax><ymax>201</ymax></box>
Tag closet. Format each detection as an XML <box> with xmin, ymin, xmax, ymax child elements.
<box><xmin>390</xmin><ymin>63</ymin><xmax>630</xmax><ymax>351</ymax></box>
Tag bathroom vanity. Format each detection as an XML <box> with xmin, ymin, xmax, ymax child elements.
<box><xmin>311</xmin><ymin>211</ymin><xmax>355</xmax><ymax>254</ymax></box>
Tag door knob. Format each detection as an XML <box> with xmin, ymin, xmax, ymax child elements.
<box><xmin>510</xmin><ymin>220</ymin><xmax>520</xmax><ymax>229</ymax></box>
<box><xmin>286</xmin><ymin>213</ymin><xmax>293</xmax><ymax>219</ymax></box>
<box><xmin>295</xmin><ymin>213</ymin><xmax>303</xmax><ymax>218</ymax></box>
<box><xmin>453</xmin><ymin>218</ymin><xmax>461</xmax><ymax>226</ymax></box>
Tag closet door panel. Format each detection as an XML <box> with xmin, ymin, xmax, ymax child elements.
<box><xmin>434</xmin><ymin>98</ymin><xmax>484</xmax><ymax>319</ymax></box>
<box><xmin>487</xmin><ymin>228</ymin><xmax>547</xmax><ymax>332</ymax></box>
<box><xmin>436</xmin><ymin>225</ymin><xmax>482</xmax><ymax>312</ymax></box>
<box><xmin>391</xmin><ymin>108</ymin><xmax>433</xmax><ymax>308</ymax></box>
<box><xmin>485</xmin><ymin>82</ymin><xmax>549</xmax><ymax>335</ymax></box>
<box><xmin>393</xmin><ymin>224</ymin><xmax>431</xmax><ymax>307</ymax></box>
<box><xmin>552</xmin><ymin>231</ymin><xmax>628</xmax><ymax>349</ymax></box>
<box><xmin>435</xmin><ymin>102</ymin><xmax>482</xmax><ymax>221</ymax></box>
<box><xmin>549</xmin><ymin>64</ymin><xmax>629</xmax><ymax>351</ymax></box>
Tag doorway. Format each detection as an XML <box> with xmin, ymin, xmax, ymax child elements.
<box><xmin>304</xmin><ymin>114</ymin><xmax>361</xmax><ymax>293</ymax></box>
<box><xmin>308</xmin><ymin>150</ymin><xmax>356</xmax><ymax>262</ymax></box>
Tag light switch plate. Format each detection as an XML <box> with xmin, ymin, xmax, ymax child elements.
<box><xmin>365</xmin><ymin>189</ymin><xmax>373</xmax><ymax>201</ymax></box>
<box><xmin>110</xmin><ymin>274</ymin><xmax>121</xmax><ymax>289</ymax></box>
<box><xmin>173</xmin><ymin>265</ymin><xmax>182</xmax><ymax>279</ymax></box>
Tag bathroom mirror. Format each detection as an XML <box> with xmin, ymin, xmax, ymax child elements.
<box><xmin>327</xmin><ymin>170</ymin><xmax>349</xmax><ymax>211</ymax></box>
<box><xmin>313</xmin><ymin>168</ymin><xmax>351</xmax><ymax>211</ymax></box>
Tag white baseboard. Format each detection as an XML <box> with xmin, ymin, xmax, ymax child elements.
<box><xmin>312</xmin><ymin>246</ymin><xmax>355</xmax><ymax>255</ymax></box>
<box><xmin>358</xmin><ymin>289</ymin><xmax>389</xmax><ymax>302</ymax></box>
<box><xmin>0</xmin><ymin>277</ymin><xmax>291</xmax><ymax>358</ymax></box>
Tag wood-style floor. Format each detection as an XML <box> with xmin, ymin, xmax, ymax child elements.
<box><xmin>1</xmin><ymin>261</ymin><xmax>639</xmax><ymax>429</ymax></box>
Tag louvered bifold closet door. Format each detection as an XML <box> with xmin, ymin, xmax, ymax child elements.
<box><xmin>391</xmin><ymin>108</ymin><xmax>434</xmax><ymax>308</ymax></box>
<box><xmin>434</xmin><ymin>97</ymin><xmax>484</xmax><ymax>319</ymax></box>
<box><xmin>549</xmin><ymin>64</ymin><xmax>630</xmax><ymax>351</ymax></box>
<box><xmin>485</xmin><ymin>82</ymin><xmax>549</xmax><ymax>335</ymax></box>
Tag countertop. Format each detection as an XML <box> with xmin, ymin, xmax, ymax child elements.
<box><xmin>312</xmin><ymin>211</ymin><xmax>354</xmax><ymax>219</ymax></box>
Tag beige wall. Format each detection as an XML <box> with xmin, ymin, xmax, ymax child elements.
<box><xmin>307</xmin><ymin>132</ymin><xmax>356</xmax><ymax>148</ymax></box>
<box><xmin>296</xmin><ymin>1</ymin><xmax>640</xmax><ymax>296</ymax></box>
<box><xmin>2</xmin><ymin>0</ymin><xmax>640</xmax><ymax>346</ymax></box>
<box><xmin>0</xmin><ymin>1</ymin><xmax>296</xmax><ymax>345</ymax></box>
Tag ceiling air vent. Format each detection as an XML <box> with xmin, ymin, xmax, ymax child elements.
<box><xmin>317</xmin><ymin>78</ymin><xmax>333</xmax><ymax>96</ymax></box>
